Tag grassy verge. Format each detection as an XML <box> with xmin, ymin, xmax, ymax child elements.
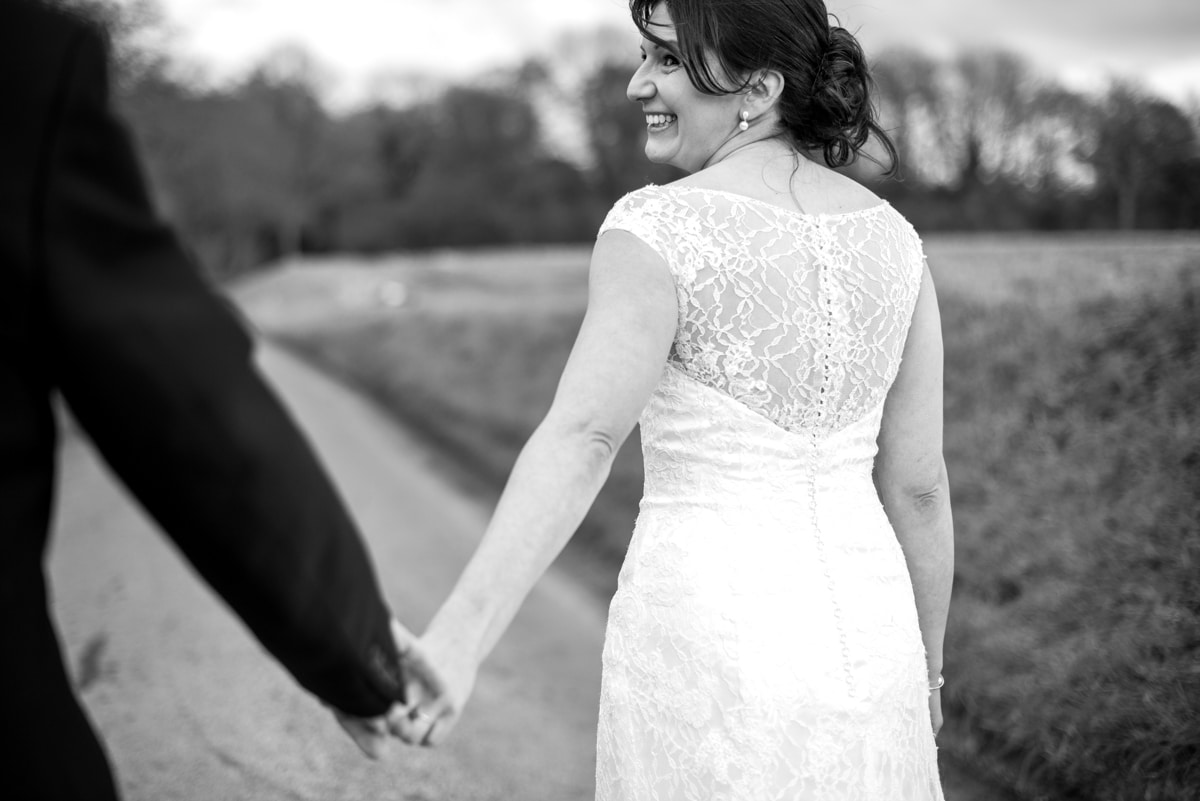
<box><xmin>273</xmin><ymin>235</ymin><xmax>1200</xmax><ymax>799</ymax></box>
<box><xmin>935</xmin><ymin>250</ymin><xmax>1199</xmax><ymax>800</ymax></box>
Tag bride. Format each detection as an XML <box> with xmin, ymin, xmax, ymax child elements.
<box><xmin>395</xmin><ymin>0</ymin><xmax>953</xmax><ymax>798</ymax></box>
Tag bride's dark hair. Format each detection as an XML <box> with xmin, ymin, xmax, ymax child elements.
<box><xmin>630</xmin><ymin>0</ymin><xmax>898</xmax><ymax>174</ymax></box>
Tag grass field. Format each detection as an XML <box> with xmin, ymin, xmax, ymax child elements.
<box><xmin>242</xmin><ymin>233</ymin><xmax>1200</xmax><ymax>801</ymax></box>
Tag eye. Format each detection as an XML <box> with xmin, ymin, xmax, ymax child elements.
<box><xmin>662</xmin><ymin>54</ymin><xmax>681</xmax><ymax>68</ymax></box>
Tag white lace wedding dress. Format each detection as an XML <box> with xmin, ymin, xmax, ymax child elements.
<box><xmin>594</xmin><ymin>185</ymin><xmax>944</xmax><ymax>800</ymax></box>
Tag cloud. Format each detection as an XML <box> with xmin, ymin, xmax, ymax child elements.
<box><xmin>159</xmin><ymin>0</ymin><xmax>1200</xmax><ymax>104</ymax></box>
<box><xmin>836</xmin><ymin>0</ymin><xmax>1200</xmax><ymax>100</ymax></box>
<box><xmin>842</xmin><ymin>0</ymin><xmax>1200</xmax><ymax>67</ymax></box>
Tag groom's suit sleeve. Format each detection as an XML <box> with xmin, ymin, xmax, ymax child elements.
<box><xmin>39</xmin><ymin>20</ymin><xmax>404</xmax><ymax>717</ymax></box>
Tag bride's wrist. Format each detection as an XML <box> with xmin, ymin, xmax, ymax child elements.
<box><xmin>431</xmin><ymin>595</ymin><xmax>496</xmax><ymax>662</ymax></box>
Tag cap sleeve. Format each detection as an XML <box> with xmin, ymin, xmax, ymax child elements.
<box><xmin>889</xmin><ymin>207</ymin><xmax>929</xmax><ymax>291</ymax></box>
<box><xmin>597</xmin><ymin>186</ymin><xmax>697</xmax><ymax>295</ymax></box>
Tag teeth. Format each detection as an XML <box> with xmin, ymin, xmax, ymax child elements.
<box><xmin>646</xmin><ymin>113</ymin><xmax>677</xmax><ymax>127</ymax></box>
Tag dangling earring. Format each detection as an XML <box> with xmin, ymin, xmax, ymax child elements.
<box><xmin>738</xmin><ymin>110</ymin><xmax>750</xmax><ymax>132</ymax></box>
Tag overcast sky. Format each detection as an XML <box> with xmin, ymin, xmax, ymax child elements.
<box><xmin>153</xmin><ymin>0</ymin><xmax>1200</xmax><ymax>106</ymax></box>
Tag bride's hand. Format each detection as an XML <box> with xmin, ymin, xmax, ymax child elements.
<box><xmin>331</xmin><ymin>617</ymin><xmax>450</xmax><ymax>758</ymax></box>
<box><xmin>928</xmin><ymin>688</ymin><xmax>943</xmax><ymax>738</ymax></box>
<box><xmin>389</xmin><ymin>615</ymin><xmax>480</xmax><ymax>747</ymax></box>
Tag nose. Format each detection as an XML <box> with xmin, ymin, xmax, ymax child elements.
<box><xmin>627</xmin><ymin>60</ymin><xmax>654</xmax><ymax>103</ymax></box>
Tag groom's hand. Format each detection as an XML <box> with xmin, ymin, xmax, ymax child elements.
<box><xmin>332</xmin><ymin>618</ymin><xmax>449</xmax><ymax>758</ymax></box>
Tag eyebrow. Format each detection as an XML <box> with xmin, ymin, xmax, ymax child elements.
<box><xmin>640</xmin><ymin>37</ymin><xmax>681</xmax><ymax>55</ymax></box>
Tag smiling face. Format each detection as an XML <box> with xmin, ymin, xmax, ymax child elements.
<box><xmin>626</xmin><ymin>3</ymin><xmax>745</xmax><ymax>173</ymax></box>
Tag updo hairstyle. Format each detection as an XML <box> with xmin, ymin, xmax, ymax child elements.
<box><xmin>630</xmin><ymin>0</ymin><xmax>898</xmax><ymax>173</ymax></box>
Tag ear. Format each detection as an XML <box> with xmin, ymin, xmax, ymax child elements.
<box><xmin>744</xmin><ymin>68</ymin><xmax>785</xmax><ymax>118</ymax></box>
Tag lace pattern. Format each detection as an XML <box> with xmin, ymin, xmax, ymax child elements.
<box><xmin>599</xmin><ymin>185</ymin><xmax>924</xmax><ymax>436</ymax></box>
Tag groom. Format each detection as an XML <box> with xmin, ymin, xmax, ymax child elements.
<box><xmin>0</xmin><ymin>1</ymin><xmax>439</xmax><ymax>798</ymax></box>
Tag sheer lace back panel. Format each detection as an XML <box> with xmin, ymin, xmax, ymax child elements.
<box><xmin>598</xmin><ymin>185</ymin><xmax>925</xmax><ymax>437</ymax></box>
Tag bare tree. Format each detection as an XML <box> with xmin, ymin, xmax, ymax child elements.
<box><xmin>1089</xmin><ymin>82</ymin><xmax>1198</xmax><ymax>229</ymax></box>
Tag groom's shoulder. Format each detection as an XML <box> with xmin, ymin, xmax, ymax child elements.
<box><xmin>1</xmin><ymin>1</ymin><xmax>106</xmax><ymax>59</ymax></box>
<box><xmin>0</xmin><ymin>1</ymin><xmax>112</xmax><ymax>146</ymax></box>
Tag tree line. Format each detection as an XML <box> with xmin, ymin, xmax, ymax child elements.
<box><xmin>65</xmin><ymin>0</ymin><xmax>1200</xmax><ymax>277</ymax></box>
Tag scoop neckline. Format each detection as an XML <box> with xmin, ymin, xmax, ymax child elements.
<box><xmin>649</xmin><ymin>184</ymin><xmax>891</xmax><ymax>221</ymax></box>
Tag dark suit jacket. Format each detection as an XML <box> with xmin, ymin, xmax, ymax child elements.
<box><xmin>0</xmin><ymin>2</ymin><xmax>405</xmax><ymax>781</ymax></box>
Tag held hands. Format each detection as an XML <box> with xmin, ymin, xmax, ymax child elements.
<box><xmin>389</xmin><ymin>610</ymin><xmax>479</xmax><ymax>747</ymax></box>
<box><xmin>332</xmin><ymin>618</ymin><xmax>460</xmax><ymax>758</ymax></box>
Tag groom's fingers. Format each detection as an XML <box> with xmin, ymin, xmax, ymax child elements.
<box><xmin>352</xmin><ymin>730</ymin><xmax>389</xmax><ymax>760</ymax></box>
<box><xmin>334</xmin><ymin>712</ymin><xmax>391</xmax><ymax>759</ymax></box>
<box><xmin>349</xmin><ymin>719</ymin><xmax>389</xmax><ymax>760</ymax></box>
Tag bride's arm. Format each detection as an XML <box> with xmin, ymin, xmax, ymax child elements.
<box><xmin>399</xmin><ymin>230</ymin><xmax>676</xmax><ymax>743</ymax></box>
<box><xmin>873</xmin><ymin>264</ymin><xmax>954</xmax><ymax>734</ymax></box>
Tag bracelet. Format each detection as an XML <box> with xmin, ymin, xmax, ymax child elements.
<box><xmin>929</xmin><ymin>674</ymin><xmax>945</xmax><ymax>692</ymax></box>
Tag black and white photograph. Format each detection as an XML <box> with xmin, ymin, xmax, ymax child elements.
<box><xmin>2</xmin><ymin>0</ymin><xmax>1197</xmax><ymax>799</ymax></box>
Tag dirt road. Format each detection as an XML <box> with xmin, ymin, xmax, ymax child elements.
<box><xmin>49</xmin><ymin>344</ymin><xmax>605</xmax><ymax>800</ymax></box>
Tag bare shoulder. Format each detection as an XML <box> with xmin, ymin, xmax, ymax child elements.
<box><xmin>803</xmin><ymin>168</ymin><xmax>884</xmax><ymax>214</ymax></box>
<box><xmin>775</xmin><ymin>159</ymin><xmax>885</xmax><ymax>215</ymax></box>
